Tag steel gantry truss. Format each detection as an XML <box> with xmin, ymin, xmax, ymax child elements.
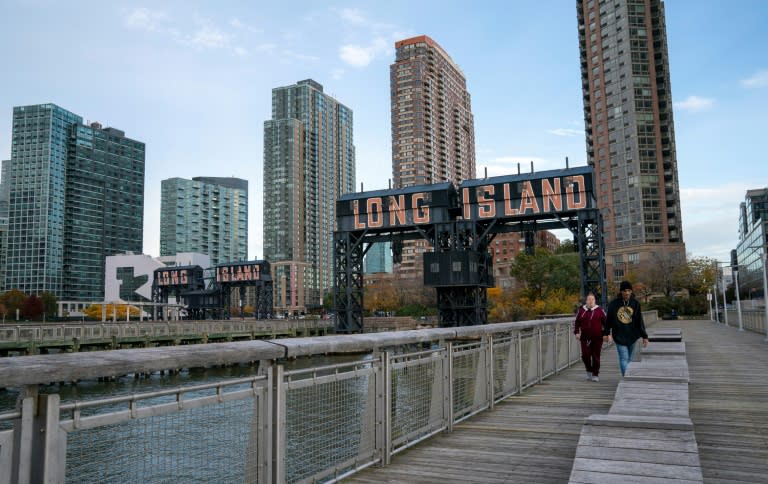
<box><xmin>334</xmin><ymin>166</ymin><xmax>606</xmax><ymax>332</ymax></box>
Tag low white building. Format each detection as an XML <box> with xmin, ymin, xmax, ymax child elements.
<box><xmin>104</xmin><ymin>252</ymin><xmax>210</xmax><ymax>302</ymax></box>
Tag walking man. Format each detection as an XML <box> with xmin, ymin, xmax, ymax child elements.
<box><xmin>605</xmin><ymin>281</ymin><xmax>648</xmax><ymax>376</ymax></box>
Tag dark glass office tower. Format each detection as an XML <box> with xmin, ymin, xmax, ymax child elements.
<box><xmin>4</xmin><ymin>104</ymin><xmax>145</xmax><ymax>300</ymax></box>
<box><xmin>62</xmin><ymin>122</ymin><xmax>145</xmax><ymax>300</ymax></box>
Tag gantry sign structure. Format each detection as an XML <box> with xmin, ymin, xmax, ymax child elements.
<box><xmin>151</xmin><ymin>261</ymin><xmax>273</xmax><ymax>320</ymax></box>
<box><xmin>334</xmin><ymin>165</ymin><xmax>606</xmax><ymax>333</ymax></box>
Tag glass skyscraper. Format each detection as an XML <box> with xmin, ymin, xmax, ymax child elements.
<box><xmin>160</xmin><ymin>176</ymin><xmax>248</xmax><ymax>266</ymax></box>
<box><xmin>4</xmin><ymin>104</ymin><xmax>145</xmax><ymax>299</ymax></box>
<box><xmin>263</xmin><ymin>79</ymin><xmax>355</xmax><ymax>315</ymax></box>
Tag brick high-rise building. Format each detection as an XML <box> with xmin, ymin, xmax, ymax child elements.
<box><xmin>390</xmin><ymin>35</ymin><xmax>476</xmax><ymax>279</ymax></box>
<box><xmin>577</xmin><ymin>0</ymin><xmax>685</xmax><ymax>283</ymax></box>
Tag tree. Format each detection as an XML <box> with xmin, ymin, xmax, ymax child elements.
<box><xmin>20</xmin><ymin>295</ymin><xmax>44</xmax><ymax>320</ymax></box>
<box><xmin>0</xmin><ymin>289</ymin><xmax>27</xmax><ymax>320</ymax></box>
<box><xmin>676</xmin><ymin>256</ymin><xmax>718</xmax><ymax>296</ymax></box>
<box><xmin>83</xmin><ymin>304</ymin><xmax>140</xmax><ymax>321</ymax></box>
<box><xmin>644</xmin><ymin>251</ymin><xmax>688</xmax><ymax>296</ymax></box>
<box><xmin>40</xmin><ymin>291</ymin><xmax>57</xmax><ymax>319</ymax></box>
<box><xmin>509</xmin><ymin>249</ymin><xmax>580</xmax><ymax>301</ymax></box>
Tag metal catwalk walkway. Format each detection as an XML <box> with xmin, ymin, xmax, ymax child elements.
<box><xmin>344</xmin><ymin>320</ymin><xmax>768</xmax><ymax>483</ymax></box>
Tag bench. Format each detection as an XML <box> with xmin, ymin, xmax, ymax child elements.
<box><xmin>568</xmin><ymin>339</ymin><xmax>703</xmax><ymax>483</ymax></box>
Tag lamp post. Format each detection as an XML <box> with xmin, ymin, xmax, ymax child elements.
<box><xmin>721</xmin><ymin>265</ymin><xmax>729</xmax><ymax>327</ymax></box>
<box><xmin>734</xmin><ymin>267</ymin><xmax>743</xmax><ymax>331</ymax></box>
<box><xmin>713</xmin><ymin>284</ymin><xmax>720</xmax><ymax>323</ymax></box>
<box><xmin>762</xmin><ymin>251</ymin><xmax>768</xmax><ymax>341</ymax></box>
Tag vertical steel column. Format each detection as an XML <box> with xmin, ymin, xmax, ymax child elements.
<box><xmin>576</xmin><ymin>209</ymin><xmax>607</xmax><ymax>306</ymax></box>
<box><xmin>333</xmin><ymin>230</ymin><xmax>365</xmax><ymax>333</ymax></box>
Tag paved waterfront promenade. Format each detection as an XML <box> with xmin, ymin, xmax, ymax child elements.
<box><xmin>346</xmin><ymin>319</ymin><xmax>768</xmax><ymax>483</ymax></box>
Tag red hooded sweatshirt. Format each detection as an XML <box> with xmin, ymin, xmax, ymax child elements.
<box><xmin>574</xmin><ymin>304</ymin><xmax>607</xmax><ymax>339</ymax></box>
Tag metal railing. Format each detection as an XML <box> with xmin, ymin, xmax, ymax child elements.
<box><xmin>0</xmin><ymin>319</ymin><xmax>333</xmax><ymax>347</ymax></box>
<box><xmin>720</xmin><ymin>309</ymin><xmax>766</xmax><ymax>334</ymax></box>
<box><xmin>0</xmin><ymin>313</ymin><xmax>658</xmax><ymax>484</ymax></box>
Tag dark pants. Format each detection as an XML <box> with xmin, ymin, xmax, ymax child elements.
<box><xmin>580</xmin><ymin>335</ymin><xmax>603</xmax><ymax>376</ymax></box>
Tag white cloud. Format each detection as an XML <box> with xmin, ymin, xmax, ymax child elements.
<box><xmin>331</xmin><ymin>68</ymin><xmax>344</xmax><ymax>80</ymax></box>
<box><xmin>680</xmin><ymin>183</ymin><xmax>750</xmax><ymax>260</ymax></box>
<box><xmin>184</xmin><ymin>26</ymin><xmax>230</xmax><ymax>49</ymax></box>
<box><xmin>229</xmin><ymin>17</ymin><xmax>263</xmax><ymax>34</ymax></box>
<box><xmin>340</xmin><ymin>8</ymin><xmax>367</xmax><ymax>25</ymax></box>
<box><xmin>339</xmin><ymin>37</ymin><xmax>390</xmax><ymax>67</ymax></box>
<box><xmin>123</xmin><ymin>7</ymin><xmax>169</xmax><ymax>33</ymax></box>
<box><xmin>674</xmin><ymin>95</ymin><xmax>714</xmax><ymax>112</ymax></box>
<box><xmin>234</xmin><ymin>46</ymin><xmax>248</xmax><ymax>57</ymax></box>
<box><xmin>740</xmin><ymin>69</ymin><xmax>768</xmax><ymax>88</ymax></box>
<box><xmin>547</xmin><ymin>128</ymin><xmax>583</xmax><ymax>137</ymax></box>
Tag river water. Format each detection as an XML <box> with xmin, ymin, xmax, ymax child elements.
<box><xmin>0</xmin><ymin>353</ymin><xmax>377</xmax><ymax>483</ymax></box>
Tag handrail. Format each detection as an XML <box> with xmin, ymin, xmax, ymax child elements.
<box><xmin>0</xmin><ymin>319</ymin><xmax>565</xmax><ymax>387</ymax></box>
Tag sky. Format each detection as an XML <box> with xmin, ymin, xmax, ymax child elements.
<box><xmin>1</xmin><ymin>0</ymin><xmax>766</xmax><ymax>265</ymax></box>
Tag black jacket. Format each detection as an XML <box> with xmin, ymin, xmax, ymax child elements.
<box><xmin>605</xmin><ymin>294</ymin><xmax>647</xmax><ymax>346</ymax></box>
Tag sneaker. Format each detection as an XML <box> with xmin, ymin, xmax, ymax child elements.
<box><xmin>591</xmin><ymin>375</ymin><xmax>600</xmax><ymax>382</ymax></box>
<box><xmin>586</xmin><ymin>372</ymin><xmax>592</xmax><ymax>380</ymax></box>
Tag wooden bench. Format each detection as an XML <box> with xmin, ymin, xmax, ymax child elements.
<box><xmin>648</xmin><ymin>327</ymin><xmax>683</xmax><ymax>342</ymax></box>
<box><xmin>568</xmin><ymin>338</ymin><xmax>703</xmax><ymax>483</ymax></box>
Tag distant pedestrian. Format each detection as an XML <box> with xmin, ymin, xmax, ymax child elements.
<box><xmin>574</xmin><ymin>293</ymin><xmax>607</xmax><ymax>382</ymax></box>
<box><xmin>604</xmin><ymin>281</ymin><xmax>648</xmax><ymax>376</ymax></box>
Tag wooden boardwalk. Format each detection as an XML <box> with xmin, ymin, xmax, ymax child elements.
<box><xmin>681</xmin><ymin>320</ymin><xmax>768</xmax><ymax>483</ymax></box>
<box><xmin>345</xmin><ymin>319</ymin><xmax>768</xmax><ymax>483</ymax></box>
<box><xmin>347</xmin><ymin>337</ymin><xmax>623</xmax><ymax>483</ymax></box>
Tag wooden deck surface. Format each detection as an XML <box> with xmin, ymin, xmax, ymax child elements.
<box><xmin>681</xmin><ymin>320</ymin><xmax>768</xmax><ymax>483</ymax></box>
<box><xmin>346</xmin><ymin>336</ymin><xmax>622</xmax><ymax>483</ymax></box>
<box><xmin>344</xmin><ymin>320</ymin><xmax>768</xmax><ymax>483</ymax></box>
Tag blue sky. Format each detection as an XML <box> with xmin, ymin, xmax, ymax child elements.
<box><xmin>1</xmin><ymin>1</ymin><xmax>766</xmax><ymax>264</ymax></box>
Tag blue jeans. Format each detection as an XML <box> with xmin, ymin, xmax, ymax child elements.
<box><xmin>615</xmin><ymin>341</ymin><xmax>637</xmax><ymax>376</ymax></box>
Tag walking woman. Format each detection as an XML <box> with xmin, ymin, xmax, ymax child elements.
<box><xmin>574</xmin><ymin>293</ymin><xmax>607</xmax><ymax>382</ymax></box>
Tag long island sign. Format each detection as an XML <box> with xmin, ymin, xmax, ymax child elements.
<box><xmin>337</xmin><ymin>166</ymin><xmax>594</xmax><ymax>231</ymax></box>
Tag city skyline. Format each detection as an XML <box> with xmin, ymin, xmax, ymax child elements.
<box><xmin>1</xmin><ymin>1</ymin><xmax>767</xmax><ymax>264</ymax></box>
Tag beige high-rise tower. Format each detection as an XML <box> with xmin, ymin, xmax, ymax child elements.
<box><xmin>390</xmin><ymin>35</ymin><xmax>476</xmax><ymax>279</ymax></box>
<box><xmin>577</xmin><ymin>0</ymin><xmax>685</xmax><ymax>283</ymax></box>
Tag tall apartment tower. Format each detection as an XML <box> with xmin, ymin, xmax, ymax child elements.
<box><xmin>263</xmin><ymin>79</ymin><xmax>355</xmax><ymax>315</ymax></box>
<box><xmin>390</xmin><ymin>35</ymin><xmax>476</xmax><ymax>278</ymax></box>
<box><xmin>160</xmin><ymin>176</ymin><xmax>248</xmax><ymax>266</ymax></box>
<box><xmin>4</xmin><ymin>104</ymin><xmax>145</xmax><ymax>299</ymax></box>
<box><xmin>0</xmin><ymin>160</ymin><xmax>10</xmax><ymax>290</ymax></box>
<box><xmin>577</xmin><ymin>0</ymin><xmax>685</xmax><ymax>282</ymax></box>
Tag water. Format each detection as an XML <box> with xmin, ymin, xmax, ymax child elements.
<box><xmin>0</xmin><ymin>353</ymin><xmax>374</xmax><ymax>483</ymax></box>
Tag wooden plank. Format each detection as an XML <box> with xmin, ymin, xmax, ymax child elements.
<box><xmin>585</xmin><ymin>413</ymin><xmax>693</xmax><ymax>430</ymax></box>
<box><xmin>578</xmin><ymin>434</ymin><xmax>699</xmax><ymax>453</ymax></box>
<box><xmin>576</xmin><ymin>444</ymin><xmax>701</xmax><ymax>467</ymax></box>
<box><xmin>572</xmin><ymin>457</ymin><xmax>703</xmax><ymax>480</ymax></box>
<box><xmin>569</xmin><ymin>469</ymin><xmax>703</xmax><ymax>484</ymax></box>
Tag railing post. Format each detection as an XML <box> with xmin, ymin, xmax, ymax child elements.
<box><xmin>516</xmin><ymin>332</ymin><xmax>523</xmax><ymax>395</ymax></box>
<box><xmin>486</xmin><ymin>335</ymin><xmax>494</xmax><ymax>409</ymax></box>
<box><xmin>445</xmin><ymin>342</ymin><xmax>454</xmax><ymax>432</ymax></box>
<box><xmin>537</xmin><ymin>326</ymin><xmax>543</xmax><ymax>384</ymax></box>
<box><xmin>11</xmin><ymin>387</ymin><xmax>64</xmax><ymax>484</ymax></box>
<box><xmin>554</xmin><ymin>325</ymin><xmax>559</xmax><ymax>374</ymax></box>
<box><xmin>270</xmin><ymin>364</ymin><xmax>285</xmax><ymax>484</ymax></box>
<box><xmin>377</xmin><ymin>351</ymin><xmax>392</xmax><ymax>466</ymax></box>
